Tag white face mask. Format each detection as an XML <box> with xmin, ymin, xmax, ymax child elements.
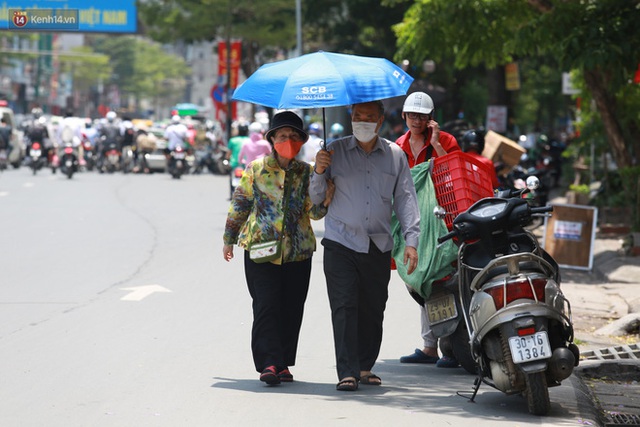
<box><xmin>351</xmin><ymin>121</ymin><xmax>378</xmax><ymax>143</ymax></box>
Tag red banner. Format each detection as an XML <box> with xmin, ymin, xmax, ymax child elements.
<box><xmin>218</xmin><ymin>40</ymin><xmax>241</xmax><ymax>89</ymax></box>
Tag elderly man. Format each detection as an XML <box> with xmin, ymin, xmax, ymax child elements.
<box><xmin>309</xmin><ymin>100</ymin><xmax>420</xmax><ymax>391</ymax></box>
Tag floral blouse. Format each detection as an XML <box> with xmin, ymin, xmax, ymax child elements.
<box><xmin>223</xmin><ymin>153</ymin><xmax>328</xmax><ymax>263</ymax></box>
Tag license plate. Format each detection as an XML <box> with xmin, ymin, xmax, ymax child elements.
<box><xmin>30</xmin><ymin>149</ymin><xmax>41</xmax><ymax>157</ymax></box>
<box><xmin>426</xmin><ymin>294</ymin><xmax>458</xmax><ymax>325</ymax></box>
<box><xmin>65</xmin><ymin>160</ymin><xmax>72</xmax><ymax>167</ymax></box>
<box><xmin>174</xmin><ymin>153</ymin><xmax>185</xmax><ymax>159</ymax></box>
<box><xmin>509</xmin><ymin>331</ymin><xmax>552</xmax><ymax>363</ymax></box>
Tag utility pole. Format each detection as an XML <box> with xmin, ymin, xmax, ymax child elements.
<box><xmin>225</xmin><ymin>0</ymin><xmax>232</xmax><ymax>144</ymax></box>
<box><xmin>296</xmin><ymin>0</ymin><xmax>302</xmax><ymax>57</ymax></box>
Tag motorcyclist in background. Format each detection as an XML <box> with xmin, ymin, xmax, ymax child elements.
<box><xmin>328</xmin><ymin>122</ymin><xmax>344</xmax><ymax>143</ymax></box>
<box><xmin>119</xmin><ymin>116</ymin><xmax>137</xmax><ymax>171</ymax></box>
<box><xmin>296</xmin><ymin>122</ymin><xmax>323</xmax><ymax>164</ymax></box>
<box><xmin>57</xmin><ymin>110</ymin><xmax>84</xmax><ymax>164</ymax></box>
<box><xmin>97</xmin><ymin>111</ymin><xmax>122</xmax><ymax>169</ymax></box>
<box><xmin>164</xmin><ymin>115</ymin><xmax>189</xmax><ymax>152</ymax></box>
<box><xmin>237</xmin><ymin>121</ymin><xmax>271</xmax><ymax>167</ymax></box>
<box><xmin>459</xmin><ymin>129</ymin><xmax>501</xmax><ymax>189</ymax></box>
<box><xmin>226</xmin><ymin>121</ymin><xmax>250</xmax><ymax>197</ymax></box>
<box><xmin>25</xmin><ymin>109</ymin><xmax>51</xmax><ymax>161</ymax></box>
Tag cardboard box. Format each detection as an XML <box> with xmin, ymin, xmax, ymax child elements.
<box><xmin>482</xmin><ymin>130</ymin><xmax>526</xmax><ymax>167</ymax></box>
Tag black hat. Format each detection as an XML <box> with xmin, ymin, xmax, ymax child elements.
<box><xmin>265</xmin><ymin>111</ymin><xmax>309</xmax><ymax>143</ymax></box>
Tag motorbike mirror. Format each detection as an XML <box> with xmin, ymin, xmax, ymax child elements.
<box><xmin>433</xmin><ymin>205</ymin><xmax>447</xmax><ymax>219</ymax></box>
<box><xmin>526</xmin><ymin>176</ymin><xmax>540</xmax><ymax>190</ymax></box>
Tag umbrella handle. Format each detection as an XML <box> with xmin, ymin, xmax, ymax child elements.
<box><xmin>322</xmin><ymin>108</ymin><xmax>327</xmax><ymax>151</ymax></box>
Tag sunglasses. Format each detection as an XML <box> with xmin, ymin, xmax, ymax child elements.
<box><xmin>406</xmin><ymin>112</ymin><xmax>430</xmax><ymax>121</ymax></box>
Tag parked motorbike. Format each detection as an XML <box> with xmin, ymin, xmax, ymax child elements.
<box><xmin>28</xmin><ymin>142</ymin><xmax>46</xmax><ymax>175</ymax></box>
<box><xmin>192</xmin><ymin>142</ymin><xmax>230</xmax><ymax>175</ymax></box>
<box><xmin>436</xmin><ymin>176</ymin><xmax>579</xmax><ymax>415</ymax></box>
<box><xmin>59</xmin><ymin>142</ymin><xmax>79</xmax><ymax>179</ymax></box>
<box><xmin>168</xmin><ymin>145</ymin><xmax>188</xmax><ymax>179</ymax></box>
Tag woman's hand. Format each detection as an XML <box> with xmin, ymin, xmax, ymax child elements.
<box><xmin>323</xmin><ymin>178</ymin><xmax>335</xmax><ymax>207</ymax></box>
<box><xmin>223</xmin><ymin>244</ymin><xmax>234</xmax><ymax>262</ymax></box>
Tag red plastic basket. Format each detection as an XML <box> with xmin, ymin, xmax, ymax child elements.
<box><xmin>431</xmin><ymin>151</ymin><xmax>494</xmax><ymax>230</ymax></box>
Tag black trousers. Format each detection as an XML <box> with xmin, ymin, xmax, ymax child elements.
<box><xmin>244</xmin><ymin>251</ymin><xmax>312</xmax><ymax>373</ymax></box>
<box><xmin>322</xmin><ymin>239</ymin><xmax>391</xmax><ymax>381</ymax></box>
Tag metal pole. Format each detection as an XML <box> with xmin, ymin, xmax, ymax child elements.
<box><xmin>225</xmin><ymin>1</ymin><xmax>232</xmax><ymax>144</ymax></box>
<box><xmin>296</xmin><ymin>0</ymin><xmax>302</xmax><ymax>57</ymax></box>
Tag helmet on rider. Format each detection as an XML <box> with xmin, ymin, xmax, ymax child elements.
<box><xmin>31</xmin><ymin>108</ymin><xmax>43</xmax><ymax>119</ymax></box>
<box><xmin>171</xmin><ymin>115</ymin><xmax>181</xmax><ymax>124</ymax></box>
<box><xmin>330</xmin><ymin>123</ymin><xmax>344</xmax><ymax>137</ymax></box>
<box><xmin>402</xmin><ymin>92</ymin><xmax>434</xmax><ymax>116</ymax></box>
<box><xmin>308</xmin><ymin>122</ymin><xmax>322</xmax><ymax>136</ymax></box>
<box><xmin>106</xmin><ymin>111</ymin><xmax>117</xmax><ymax>122</ymax></box>
<box><xmin>460</xmin><ymin>129</ymin><xmax>485</xmax><ymax>154</ymax></box>
<box><xmin>248</xmin><ymin>121</ymin><xmax>263</xmax><ymax>134</ymax></box>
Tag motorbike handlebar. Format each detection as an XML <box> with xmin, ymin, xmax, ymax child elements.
<box><xmin>531</xmin><ymin>205</ymin><xmax>554</xmax><ymax>215</ymax></box>
<box><xmin>437</xmin><ymin>230</ymin><xmax>457</xmax><ymax>245</ymax></box>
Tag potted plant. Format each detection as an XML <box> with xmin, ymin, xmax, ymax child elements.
<box><xmin>567</xmin><ymin>183</ymin><xmax>590</xmax><ymax>205</ymax></box>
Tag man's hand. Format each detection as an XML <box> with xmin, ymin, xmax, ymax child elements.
<box><xmin>223</xmin><ymin>244</ymin><xmax>234</xmax><ymax>262</ymax></box>
<box><xmin>323</xmin><ymin>178</ymin><xmax>335</xmax><ymax>207</ymax></box>
<box><xmin>403</xmin><ymin>246</ymin><xmax>418</xmax><ymax>275</ymax></box>
<box><xmin>314</xmin><ymin>149</ymin><xmax>333</xmax><ymax>174</ymax></box>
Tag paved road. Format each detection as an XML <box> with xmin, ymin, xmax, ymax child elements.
<box><xmin>0</xmin><ymin>169</ymin><xmax>594</xmax><ymax>426</ymax></box>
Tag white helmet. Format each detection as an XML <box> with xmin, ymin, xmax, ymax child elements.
<box><xmin>248</xmin><ymin>121</ymin><xmax>262</xmax><ymax>134</ymax></box>
<box><xmin>402</xmin><ymin>92</ymin><xmax>434</xmax><ymax>115</ymax></box>
<box><xmin>106</xmin><ymin>111</ymin><xmax>117</xmax><ymax>122</ymax></box>
<box><xmin>171</xmin><ymin>115</ymin><xmax>181</xmax><ymax>124</ymax></box>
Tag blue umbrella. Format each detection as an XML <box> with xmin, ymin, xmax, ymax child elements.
<box><xmin>232</xmin><ymin>51</ymin><xmax>413</xmax><ymax>148</ymax></box>
<box><xmin>232</xmin><ymin>51</ymin><xmax>413</xmax><ymax>109</ymax></box>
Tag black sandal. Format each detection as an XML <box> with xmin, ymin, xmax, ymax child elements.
<box><xmin>360</xmin><ymin>373</ymin><xmax>382</xmax><ymax>386</ymax></box>
<box><xmin>336</xmin><ymin>377</ymin><xmax>358</xmax><ymax>391</ymax></box>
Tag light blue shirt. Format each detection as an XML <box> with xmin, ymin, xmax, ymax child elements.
<box><xmin>309</xmin><ymin>135</ymin><xmax>420</xmax><ymax>253</ymax></box>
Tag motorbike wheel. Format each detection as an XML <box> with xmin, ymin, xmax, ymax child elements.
<box><xmin>524</xmin><ymin>372</ymin><xmax>550</xmax><ymax>415</ymax></box>
<box><xmin>449</xmin><ymin>322</ymin><xmax>477</xmax><ymax>375</ymax></box>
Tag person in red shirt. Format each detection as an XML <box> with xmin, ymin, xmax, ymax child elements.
<box><xmin>395</xmin><ymin>92</ymin><xmax>460</xmax><ymax>167</ymax></box>
<box><xmin>395</xmin><ymin>91</ymin><xmax>462</xmax><ymax>368</ymax></box>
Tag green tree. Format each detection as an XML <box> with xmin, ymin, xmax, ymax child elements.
<box><xmin>138</xmin><ymin>0</ymin><xmax>298</xmax><ymax>79</ymax></box>
<box><xmin>58</xmin><ymin>46</ymin><xmax>111</xmax><ymax>94</ymax></box>
<box><xmin>89</xmin><ymin>36</ymin><xmax>190</xmax><ymax>109</ymax></box>
<box><xmin>391</xmin><ymin>0</ymin><xmax>640</xmax><ymax>171</ymax></box>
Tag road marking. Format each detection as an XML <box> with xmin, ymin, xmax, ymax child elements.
<box><xmin>23</xmin><ymin>182</ymin><xmax>35</xmax><ymax>188</ymax></box>
<box><xmin>120</xmin><ymin>285</ymin><xmax>172</xmax><ymax>301</ymax></box>
<box><xmin>0</xmin><ymin>191</ymin><xmax>8</xmax><ymax>197</ymax></box>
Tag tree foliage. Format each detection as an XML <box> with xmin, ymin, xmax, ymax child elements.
<box><xmin>138</xmin><ymin>0</ymin><xmax>298</xmax><ymax>79</ymax></box>
<box><xmin>88</xmin><ymin>36</ymin><xmax>189</xmax><ymax>105</ymax></box>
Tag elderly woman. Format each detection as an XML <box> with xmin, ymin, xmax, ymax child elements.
<box><xmin>223</xmin><ymin>111</ymin><xmax>334</xmax><ymax>385</ymax></box>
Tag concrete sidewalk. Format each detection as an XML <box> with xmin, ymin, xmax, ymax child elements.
<box><xmin>556</xmin><ymin>232</ymin><xmax>640</xmax><ymax>426</ymax></box>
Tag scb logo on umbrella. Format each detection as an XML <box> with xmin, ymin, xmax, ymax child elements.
<box><xmin>297</xmin><ymin>85</ymin><xmax>334</xmax><ymax>101</ymax></box>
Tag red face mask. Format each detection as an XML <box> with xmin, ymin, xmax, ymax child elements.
<box><xmin>274</xmin><ymin>140</ymin><xmax>304</xmax><ymax>160</ymax></box>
